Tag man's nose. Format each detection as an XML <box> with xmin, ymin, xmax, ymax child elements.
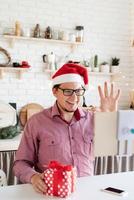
<box><xmin>70</xmin><ymin>91</ymin><xmax>78</xmax><ymax>98</ymax></box>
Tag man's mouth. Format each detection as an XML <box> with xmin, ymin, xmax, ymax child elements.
<box><xmin>66</xmin><ymin>101</ymin><xmax>77</xmax><ymax>106</ymax></box>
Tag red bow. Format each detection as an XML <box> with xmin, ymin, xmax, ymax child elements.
<box><xmin>47</xmin><ymin>161</ymin><xmax>73</xmax><ymax>196</ymax></box>
<box><xmin>48</xmin><ymin>160</ymin><xmax>73</xmax><ymax>171</ymax></box>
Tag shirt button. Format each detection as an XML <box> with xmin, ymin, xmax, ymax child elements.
<box><xmin>71</xmin><ymin>137</ymin><xmax>74</xmax><ymax>140</ymax></box>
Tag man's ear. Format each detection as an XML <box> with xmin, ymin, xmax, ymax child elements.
<box><xmin>52</xmin><ymin>87</ymin><xmax>57</xmax><ymax>97</ymax></box>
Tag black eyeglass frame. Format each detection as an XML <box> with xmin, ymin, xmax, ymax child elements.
<box><xmin>58</xmin><ymin>87</ymin><xmax>86</xmax><ymax>96</ymax></box>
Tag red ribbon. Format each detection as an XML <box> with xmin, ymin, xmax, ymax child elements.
<box><xmin>48</xmin><ymin>161</ymin><xmax>73</xmax><ymax>196</ymax></box>
<box><xmin>48</xmin><ymin>160</ymin><xmax>73</xmax><ymax>171</ymax></box>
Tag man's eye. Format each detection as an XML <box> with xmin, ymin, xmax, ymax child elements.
<box><xmin>65</xmin><ymin>90</ymin><xmax>72</xmax><ymax>93</ymax></box>
<box><xmin>75</xmin><ymin>89</ymin><xmax>81</xmax><ymax>93</ymax></box>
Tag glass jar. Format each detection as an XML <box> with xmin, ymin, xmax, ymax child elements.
<box><xmin>69</xmin><ymin>33</ymin><xmax>76</xmax><ymax>42</ymax></box>
<box><xmin>75</xmin><ymin>26</ymin><xmax>84</xmax><ymax>42</ymax></box>
<box><xmin>22</xmin><ymin>27</ymin><xmax>31</xmax><ymax>37</ymax></box>
<box><xmin>52</xmin><ymin>29</ymin><xmax>59</xmax><ymax>40</ymax></box>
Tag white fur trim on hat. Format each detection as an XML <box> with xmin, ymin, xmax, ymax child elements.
<box><xmin>52</xmin><ymin>73</ymin><xmax>84</xmax><ymax>86</ymax></box>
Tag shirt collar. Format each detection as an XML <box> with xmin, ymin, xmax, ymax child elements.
<box><xmin>51</xmin><ymin>101</ymin><xmax>61</xmax><ymax>117</ymax></box>
<box><xmin>51</xmin><ymin>101</ymin><xmax>86</xmax><ymax>121</ymax></box>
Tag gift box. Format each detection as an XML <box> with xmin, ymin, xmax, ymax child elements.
<box><xmin>43</xmin><ymin>161</ymin><xmax>76</xmax><ymax>198</ymax></box>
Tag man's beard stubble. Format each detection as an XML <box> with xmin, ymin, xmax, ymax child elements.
<box><xmin>57</xmin><ymin>101</ymin><xmax>75</xmax><ymax>113</ymax></box>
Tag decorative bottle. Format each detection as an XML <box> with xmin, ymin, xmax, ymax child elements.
<box><xmin>15</xmin><ymin>21</ymin><xmax>21</xmax><ymax>36</ymax></box>
<box><xmin>45</xmin><ymin>26</ymin><xmax>52</xmax><ymax>39</ymax></box>
<box><xmin>33</xmin><ymin>24</ymin><xmax>40</xmax><ymax>38</ymax></box>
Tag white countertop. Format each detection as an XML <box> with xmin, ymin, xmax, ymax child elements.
<box><xmin>0</xmin><ymin>133</ymin><xmax>22</xmax><ymax>151</ymax></box>
<box><xmin>0</xmin><ymin>172</ymin><xmax>134</xmax><ymax>200</ymax></box>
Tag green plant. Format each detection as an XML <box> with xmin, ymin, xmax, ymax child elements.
<box><xmin>111</xmin><ymin>57</ymin><xmax>120</xmax><ymax>66</ymax></box>
<box><xmin>100</xmin><ymin>61</ymin><xmax>109</xmax><ymax>65</ymax></box>
<box><xmin>83</xmin><ymin>60</ymin><xmax>89</xmax><ymax>67</ymax></box>
<box><xmin>94</xmin><ymin>55</ymin><xmax>98</xmax><ymax>68</ymax></box>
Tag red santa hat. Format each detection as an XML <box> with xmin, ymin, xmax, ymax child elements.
<box><xmin>52</xmin><ymin>63</ymin><xmax>88</xmax><ymax>88</ymax></box>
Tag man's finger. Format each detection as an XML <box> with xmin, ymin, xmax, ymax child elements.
<box><xmin>110</xmin><ymin>83</ymin><xmax>114</xmax><ymax>97</ymax></box>
<box><xmin>104</xmin><ymin>82</ymin><xmax>108</xmax><ymax>97</ymax></box>
<box><xmin>115</xmin><ymin>89</ymin><xmax>121</xmax><ymax>100</ymax></box>
<box><xmin>34</xmin><ymin>185</ymin><xmax>43</xmax><ymax>194</ymax></box>
<box><xmin>98</xmin><ymin>85</ymin><xmax>104</xmax><ymax>99</ymax></box>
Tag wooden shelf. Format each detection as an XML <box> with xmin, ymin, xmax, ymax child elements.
<box><xmin>44</xmin><ymin>68</ymin><xmax>120</xmax><ymax>81</ymax></box>
<box><xmin>2</xmin><ymin>35</ymin><xmax>83</xmax><ymax>49</ymax></box>
<box><xmin>89</xmin><ymin>71</ymin><xmax>120</xmax><ymax>81</ymax></box>
<box><xmin>89</xmin><ymin>71</ymin><xmax>119</xmax><ymax>76</ymax></box>
<box><xmin>0</xmin><ymin>67</ymin><xmax>29</xmax><ymax>79</ymax></box>
<box><xmin>45</xmin><ymin>69</ymin><xmax>119</xmax><ymax>76</ymax></box>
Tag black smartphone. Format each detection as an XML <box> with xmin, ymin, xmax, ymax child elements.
<box><xmin>101</xmin><ymin>187</ymin><xmax>128</xmax><ymax>196</ymax></box>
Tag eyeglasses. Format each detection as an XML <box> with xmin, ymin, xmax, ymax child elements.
<box><xmin>58</xmin><ymin>87</ymin><xmax>85</xmax><ymax>96</ymax></box>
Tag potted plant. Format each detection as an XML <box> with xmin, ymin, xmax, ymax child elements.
<box><xmin>93</xmin><ymin>55</ymin><xmax>99</xmax><ymax>72</ymax></box>
<box><xmin>111</xmin><ymin>57</ymin><xmax>120</xmax><ymax>73</ymax></box>
<box><xmin>82</xmin><ymin>60</ymin><xmax>92</xmax><ymax>72</ymax></box>
<box><xmin>100</xmin><ymin>61</ymin><xmax>110</xmax><ymax>73</ymax></box>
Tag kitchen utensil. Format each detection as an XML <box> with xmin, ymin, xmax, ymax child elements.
<box><xmin>19</xmin><ymin>103</ymin><xmax>44</xmax><ymax>127</ymax></box>
<box><xmin>43</xmin><ymin>52</ymin><xmax>56</xmax><ymax>70</ymax></box>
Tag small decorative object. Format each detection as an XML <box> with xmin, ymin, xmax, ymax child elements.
<box><xmin>69</xmin><ymin>33</ymin><xmax>76</xmax><ymax>42</ymax></box>
<box><xmin>3</xmin><ymin>27</ymin><xmax>14</xmax><ymax>36</ymax></box>
<box><xmin>111</xmin><ymin>57</ymin><xmax>120</xmax><ymax>73</ymax></box>
<box><xmin>33</xmin><ymin>24</ymin><xmax>40</xmax><ymax>38</ymax></box>
<box><xmin>83</xmin><ymin>60</ymin><xmax>89</xmax><ymax>67</ymax></box>
<box><xmin>52</xmin><ymin>29</ymin><xmax>59</xmax><ymax>40</ymax></box>
<box><xmin>67</xmin><ymin>60</ymin><xmax>80</xmax><ymax>64</ymax></box>
<box><xmin>58</xmin><ymin>30</ymin><xmax>64</xmax><ymax>40</ymax></box>
<box><xmin>133</xmin><ymin>40</ymin><xmax>134</xmax><ymax>47</ymax></box>
<box><xmin>20</xmin><ymin>61</ymin><xmax>31</xmax><ymax>68</ymax></box>
<box><xmin>130</xmin><ymin>90</ymin><xmax>134</xmax><ymax>109</ymax></box>
<box><xmin>62</xmin><ymin>30</ymin><xmax>69</xmax><ymax>41</ymax></box>
<box><xmin>0</xmin><ymin>47</ymin><xmax>11</xmax><ymax>67</ymax></box>
<box><xmin>45</xmin><ymin>26</ymin><xmax>52</xmax><ymax>39</ymax></box>
<box><xmin>83</xmin><ymin>60</ymin><xmax>92</xmax><ymax>71</ymax></box>
<box><xmin>22</xmin><ymin>27</ymin><xmax>31</xmax><ymax>37</ymax></box>
<box><xmin>13</xmin><ymin>62</ymin><xmax>21</xmax><ymax>67</ymax></box>
<box><xmin>75</xmin><ymin>26</ymin><xmax>84</xmax><ymax>42</ymax></box>
<box><xmin>15</xmin><ymin>21</ymin><xmax>21</xmax><ymax>36</ymax></box>
<box><xmin>93</xmin><ymin>54</ymin><xmax>99</xmax><ymax>72</ymax></box>
<box><xmin>100</xmin><ymin>61</ymin><xmax>110</xmax><ymax>73</ymax></box>
<box><xmin>43</xmin><ymin>160</ymin><xmax>76</xmax><ymax>198</ymax></box>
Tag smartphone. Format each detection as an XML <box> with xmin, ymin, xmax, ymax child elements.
<box><xmin>101</xmin><ymin>187</ymin><xmax>128</xmax><ymax>196</ymax></box>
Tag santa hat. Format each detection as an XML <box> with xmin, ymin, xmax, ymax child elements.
<box><xmin>52</xmin><ymin>63</ymin><xmax>88</xmax><ymax>88</ymax></box>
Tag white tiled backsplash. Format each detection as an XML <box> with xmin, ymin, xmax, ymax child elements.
<box><xmin>0</xmin><ymin>0</ymin><xmax>133</xmax><ymax>111</ymax></box>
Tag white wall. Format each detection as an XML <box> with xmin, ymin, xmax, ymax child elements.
<box><xmin>0</xmin><ymin>0</ymin><xmax>133</xmax><ymax>110</ymax></box>
<box><xmin>131</xmin><ymin>0</ymin><xmax>134</xmax><ymax>90</ymax></box>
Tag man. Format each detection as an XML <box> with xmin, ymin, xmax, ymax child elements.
<box><xmin>13</xmin><ymin>63</ymin><xmax>120</xmax><ymax>194</ymax></box>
